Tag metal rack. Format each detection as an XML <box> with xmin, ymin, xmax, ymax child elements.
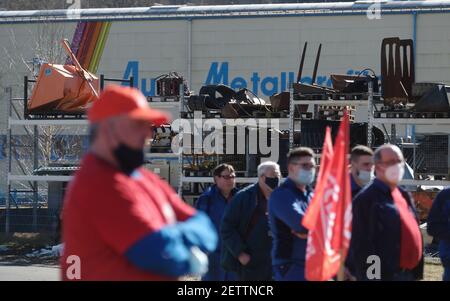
<box><xmin>370</xmin><ymin>115</ymin><xmax>450</xmax><ymax>186</ymax></box>
<box><xmin>5</xmin><ymin>91</ymin><xmax>90</xmax><ymax>234</ymax></box>
<box><xmin>288</xmin><ymin>82</ymin><xmax>376</xmax><ymax>150</ymax></box>
<box><xmin>177</xmin><ymin>82</ymin><xmax>379</xmax><ymax>200</ymax></box>
<box><xmin>285</xmin><ymin>82</ymin><xmax>450</xmax><ymax>187</ymax></box>
<box><xmin>3</xmin><ymin>77</ymin><xmax>182</xmax><ymax>233</ymax></box>
<box><xmin>176</xmin><ymin>92</ymin><xmax>289</xmax><ymax>202</ymax></box>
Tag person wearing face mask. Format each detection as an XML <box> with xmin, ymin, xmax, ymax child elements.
<box><xmin>61</xmin><ymin>85</ymin><xmax>217</xmax><ymax>280</ymax></box>
<box><xmin>268</xmin><ymin>147</ymin><xmax>316</xmax><ymax>281</ymax></box>
<box><xmin>345</xmin><ymin>145</ymin><xmax>375</xmax><ymax>280</ymax></box>
<box><xmin>220</xmin><ymin>161</ymin><xmax>281</xmax><ymax>281</ymax></box>
<box><xmin>427</xmin><ymin>188</ymin><xmax>450</xmax><ymax>281</ymax></box>
<box><xmin>349</xmin><ymin>144</ymin><xmax>423</xmax><ymax>281</ymax></box>
<box><xmin>195</xmin><ymin>163</ymin><xmax>239</xmax><ymax>281</ymax></box>
<box><xmin>350</xmin><ymin>145</ymin><xmax>374</xmax><ymax>198</ymax></box>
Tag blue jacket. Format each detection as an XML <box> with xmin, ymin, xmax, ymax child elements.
<box><xmin>195</xmin><ymin>185</ymin><xmax>238</xmax><ymax>281</ymax></box>
<box><xmin>349</xmin><ymin>179</ymin><xmax>423</xmax><ymax>280</ymax></box>
<box><xmin>268</xmin><ymin>178</ymin><xmax>313</xmax><ymax>267</ymax></box>
<box><xmin>220</xmin><ymin>183</ymin><xmax>272</xmax><ymax>280</ymax></box>
<box><xmin>427</xmin><ymin>187</ymin><xmax>450</xmax><ymax>267</ymax></box>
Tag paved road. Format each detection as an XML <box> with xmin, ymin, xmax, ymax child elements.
<box><xmin>0</xmin><ymin>264</ymin><xmax>60</xmax><ymax>281</ymax></box>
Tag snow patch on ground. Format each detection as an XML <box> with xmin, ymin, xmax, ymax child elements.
<box><xmin>25</xmin><ymin>244</ymin><xmax>64</xmax><ymax>258</ymax></box>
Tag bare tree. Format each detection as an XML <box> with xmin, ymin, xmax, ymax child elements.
<box><xmin>1</xmin><ymin>22</ymin><xmax>85</xmax><ymax>197</ymax></box>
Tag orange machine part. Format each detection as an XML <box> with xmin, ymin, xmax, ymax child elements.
<box><xmin>28</xmin><ymin>63</ymin><xmax>99</xmax><ymax>113</ymax></box>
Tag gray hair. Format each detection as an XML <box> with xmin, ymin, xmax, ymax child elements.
<box><xmin>257</xmin><ymin>161</ymin><xmax>281</xmax><ymax>177</ymax></box>
<box><xmin>373</xmin><ymin>144</ymin><xmax>404</xmax><ymax>163</ymax></box>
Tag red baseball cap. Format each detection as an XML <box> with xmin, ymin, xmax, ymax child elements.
<box><xmin>88</xmin><ymin>85</ymin><xmax>171</xmax><ymax>125</ymax></box>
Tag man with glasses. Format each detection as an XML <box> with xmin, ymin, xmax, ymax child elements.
<box><xmin>221</xmin><ymin>161</ymin><xmax>281</xmax><ymax>280</ymax></box>
<box><xmin>349</xmin><ymin>144</ymin><xmax>423</xmax><ymax>281</ymax></box>
<box><xmin>268</xmin><ymin>147</ymin><xmax>316</xmax><ymax>281</ymax></box>
<box><xmin>195</xmin><ymin>163</ymin><xmax>238</xmax><ymax>281</ymax></box>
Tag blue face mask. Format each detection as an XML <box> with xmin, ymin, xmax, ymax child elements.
<box><xmin>296</xmin><ymin>168</ymin><xmax>315</xmax><ymax>185</ymax></box>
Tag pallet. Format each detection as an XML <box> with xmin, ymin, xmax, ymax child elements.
<box><xmin>318</xmin><ymin>108</ymin><xmax>355</xmax><ymax>115</ymax></box>
<box><xmin>25</xmin><ymin>113</ymin><xmax>86</xmax><ymax>120</ymax></box>
<box><xmin>318</xmin><ymin>105</ymin><xmax>356</xmax><ymax>111</ymax></box>
<box><xmin>252</xmin><ymin>111</ymin><xmax>289</xmax><ymax>118</ymax></box>
<box><xmin>181</xmin><ymin>110</ymin><xmax>222</xmax><ymax>119</ymax></box>
<box><xmin>296</xmin><ymin>92</ymin><xmax>376</xmax><ymax>101</ymax></box>
<box><xmin>411</xmin><ymin>112</ymin><xmax>449</xmax><ymax>118</ymax></box>
<box><xmin>147</xmin><ymin>95</ymin><xmax>180</xmax><ymax>102</ymax></box>
<box><xmin>373</xmin><ymin>111</ymin><xmax>450</xmax><ymax>118</ymax></box>
<box><xmin>294</xmin><ymin>93</ymin><xmax>329</xmax><ymax>100</ymax></box>
<box><xmin>318</xmin><ymin>112</ymin><xmax>355</xmax><ymax>119</ymax></box>
<box><xmin>294</xmin><ymin>112</ymin><xmax>313</xmax><ymax>119</ymax></box>
<box><xmin>331</xmin><ymin>92</ymin><xmax>368</xmax><ymax>101</ymax></box>
<box><xmin>318</xmin><ymin>115</ymin><xmax>355</xmax><ymax>122</ymax></box>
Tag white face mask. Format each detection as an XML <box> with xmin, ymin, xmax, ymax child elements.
<box><xmin>357</xmin><ymin>170</ymin><xmax>374</xmax><ymax>185</ymax></box>
<box><xmin>296</xmin><ymin>168</ymin><xmax>315</xmax><ymax>185</ymax></box>
<box><xmin>385</xmin><ymin>163</ymin><xmax>405</xmax><ymax>184</ymax></box>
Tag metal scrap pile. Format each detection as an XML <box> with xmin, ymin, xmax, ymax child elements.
<box><xmin>377</xmin><ymin>37</ymin><xmax>450</xmax><ymax>118</ymax></box>
<box><xmin>269</xmin><ymin>42</ymin><xmax>379</xmax><ymax>122</ymax></box>
<box><xmin>155</xmin><ymin>72</ymin><xmax>190</xmax><ymax>97</ymax></box>
<box><xmin>187</xmin><ymin>84</ymin><xmax>271</xmax><ymax>118</ymax></box>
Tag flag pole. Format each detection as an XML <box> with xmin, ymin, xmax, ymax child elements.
<box><xmin>337</xmin><ymin>249</ymin><xmax>345</xmax><ymax>281</ymax></box>
<box><xmin>337</xmin><ymin>110</ymin><xmax>349</xmax><ymax>281</ymax></box>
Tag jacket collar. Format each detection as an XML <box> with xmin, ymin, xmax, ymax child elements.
<box><xmin>351</xmin><ymin>173</ymin><xmax>361</xmax><ymax>191</ymax></box>
<box><xmin>208</xmin><ymin>184</ymin><xmax>238</xmax><ymax>200</ymax></box>
<box><xmin>282</xmin><ymin>177</ymin><xmax>312</xmax><ymax>194</ymax></box>
<box><xmin>372</xmin><ymin>178</ymin><xmax>393</xmax><ymax>195</ymax></box>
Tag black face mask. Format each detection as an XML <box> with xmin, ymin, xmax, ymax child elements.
<box><xmin>113</xmin><ymin>143</ymin><xmax>144</xmax><ymax>175</ymax></box>
<box><xmin>265</xmin><ymin>177</ymin><xmax>279</xmax><ymax>189</ymax></box>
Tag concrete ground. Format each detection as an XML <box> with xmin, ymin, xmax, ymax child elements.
<box><xmin>0</xmin><ymin>261</ymin><xmax>443</xmax><ymax>281</ymax></box>
<box><xmin>0</xmin><ymin>263</ymin><xmax>59</xmax><ymax>281</ymax></box>
<box><xmin>0</xmin><ymin>233</ymin><xmax>445</xmax><ymax>281</ymax></box>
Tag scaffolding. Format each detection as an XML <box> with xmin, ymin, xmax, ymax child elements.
<box><xmin>3</xmin><ymin>75</ymin><xmax>134</xmax><ymax>234</ymax></box>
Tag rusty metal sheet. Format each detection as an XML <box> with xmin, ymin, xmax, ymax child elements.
<box><xmin>381</xmin><ymin>37</ymin><xmax>415</xmax><ymax>105</ymax></box>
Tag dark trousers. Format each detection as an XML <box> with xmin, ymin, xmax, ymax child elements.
<box><xmin>391</xmin><ymin>270</ymin><xmax>415</xmax><ymax>281</ymax></box>
<box><xmin>443</xmin><ymin>265</ymin><xmax>450</xmax><ymax>281</ymax></box>
<box><xmin>273</xmin><ymin>263</ymin><xmax>306</xmax><ymax>281</ymax></box>
<box><xmin>237</xmin><ymin>265</ymin><xmax>273</xmax><ymax>281</ymax></box>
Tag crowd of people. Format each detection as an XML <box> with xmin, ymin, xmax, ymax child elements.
<box><xmin>60</xmin><ymin>86</ymin><xmax>449</xmax><ymax>281</ymax></box>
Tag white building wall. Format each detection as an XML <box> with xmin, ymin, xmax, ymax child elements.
<box><xmin>1</xmin><ymin>10</ymin><xmax>450</xmax><ymax>193</ymax></box>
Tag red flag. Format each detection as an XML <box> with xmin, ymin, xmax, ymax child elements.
<box><xmin>302</xmin><ymin>112</ymin><xmax>352</xmax><ymax>281</ymax></box>
<box><xmin>302</xmin><ymin>127</ymin><xmax>333</xmax><ymax>230</ymax></box>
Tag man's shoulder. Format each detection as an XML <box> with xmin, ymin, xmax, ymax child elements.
<box><xmin>75</xmin><ymin>154</ymin><xmax>118</xmax><ymax>183</ymax></box>
<box><xmin>272</xmin><ymin>182</ymin><xmax>295</xmax><ymax>198</ymax></box>
<box><xmin>229</xmin><ymin>184</ymin><xmax>256</xmax><ymax>206</ymax></box>
<box><xmin>195</xmin><ymin>186</ymin><xmax>217</xmax><ymax>207</ymax></box>
<box><xmin>68</xmin><ymin>158</ymin><xmax>134</xmax><ymax>205</ymax></box>
<box><xmin>436</xmin><ymin>187</ymin><xmax>450</xmax><ymax>201</ymax></box>
<box><xmin>74</xmin><ymin>163</ymin><xmax>122</xmax><ymax>188</ymax></box>
<box><xmin>353</xmin><ymin>181</ymin><xmax>386</xmax><ymax>207</ymax></box>
<box><xmin>269</xmin><ymin>184</ymin><xmax>296</xmax><ymax>210</ymax></box>
<box><xmin>359</xmin><ymin>180</ymin><xmax>382</xmax><ymax>195</ymax></box>
<box><xmin>200</xmin><ymin>185</ymin><xmax>215</xmax><ymax>198</ymax></box>
<box><xmin>235</xmin><ymin>183</ymin><xmax>257</xmax><ymax>198</ymax></box>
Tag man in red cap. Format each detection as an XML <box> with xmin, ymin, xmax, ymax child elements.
<box><xmin>61</xmin><ymin>85</ymin><xmax>217</xmax><ymax>280</ymax></box>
